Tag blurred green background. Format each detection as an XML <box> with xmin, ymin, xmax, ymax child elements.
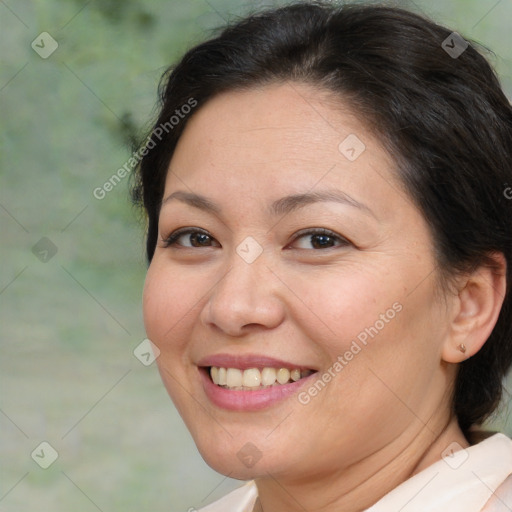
<box><xmin>1</xmin><ymin>0</ymin><xmax>511</xmax><ymax>510</ymax></box>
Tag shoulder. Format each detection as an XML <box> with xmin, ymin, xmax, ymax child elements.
<box><xmin>196</xmin><ymin>481</ymin><xmax>257</xmax><ymax>512</ymax></box>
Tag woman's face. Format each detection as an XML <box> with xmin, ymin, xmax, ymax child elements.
<box><xmin>143</xmin><ymin>82</ymin><xmax>456</xmax><ymax>480</ymax></box>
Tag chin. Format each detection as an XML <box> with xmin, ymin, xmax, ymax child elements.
<box><xmin>197</xmin><ymin>445</ymin><xmax>262</xmax><ymax>479</ymax></box>
<box><xmin>192</xmin><ymin>431</ymin><xmax>284</xmax><ymax>480</ymax></box>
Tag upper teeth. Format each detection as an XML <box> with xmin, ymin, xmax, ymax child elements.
<box><xmin>210</xmin><ymin>367</ymin><xmax>313</xmax><ymax>389</ymax></box>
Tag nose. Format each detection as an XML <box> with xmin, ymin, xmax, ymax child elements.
<box><xmin>199</xmin><ymin>250</ymin><xmax>286</xmax><ymax>337</ymax></box>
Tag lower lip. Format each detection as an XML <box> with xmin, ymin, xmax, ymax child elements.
<box><xmin>200</xmin><ymin>368</ymin><xmax>317</xmax><ymax>412</ymax></box>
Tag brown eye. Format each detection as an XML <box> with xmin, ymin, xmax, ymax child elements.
<box><xmin>163</xmin><ymin>229</ymin><xmax>220</xmax><ymax>248</ymax></box>
<box><xmin>291</xmin><ymin>229</ymin><xmax>350</xmax><ymax>250</ymax></box>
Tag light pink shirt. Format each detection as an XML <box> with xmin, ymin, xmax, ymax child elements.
<box><xmin>198</xmin><ymin>433</ymin><xmax>512</xmax><ymax>512</ymax></box>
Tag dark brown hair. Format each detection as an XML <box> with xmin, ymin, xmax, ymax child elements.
<box><xmin>131</xmin><ymin>1</ymin><xmax>512</xmax><ymax>434</ymax></box>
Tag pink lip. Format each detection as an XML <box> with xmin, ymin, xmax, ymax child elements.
<box><xmin>197</xmin><ymin>353</ymin><xmax>316</xmax><ymax>371</ymax></box>
<box><xmin>199</xmin><ymin>367</ymin><xmax>318</xmax><ymax>412</ymax></box>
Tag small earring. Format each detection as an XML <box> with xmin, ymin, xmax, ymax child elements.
<box><xmin>458</xmin><ymin>343</ymin><xmax>467</xmax><ymax>354</ymax></box>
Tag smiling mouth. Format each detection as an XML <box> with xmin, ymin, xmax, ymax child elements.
<box><xmin>207</xmin><ymin>366</ymin><xmax>316</xmax><ymax>391</ymax></box>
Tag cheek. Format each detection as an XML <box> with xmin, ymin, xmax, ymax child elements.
<box><xmin>142</xmin><ymin>260</ymin><xmax>198</xmax><ymax>351</ymax></box>
<box><xmin>142</xmin><ymin>265</ymin><xmax>165</xmax><ymax>343</ymax></box>
<box><xmin>288</xmin><ymin>264</ymin><xmax>401</xmax><ymax>352</ymax></box>
<box><xmin>142</xmin><ymin>262</ymin><xmax>201</xmax><ymax>411</ymax></box>
<box><xmin>288</xmin><ymin>260</ymin><xmax>443</xmax><ymax>409</ymax></box>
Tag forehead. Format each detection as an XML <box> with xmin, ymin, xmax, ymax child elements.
<box><xmin>172</xmin><ymin>82</ymin><xmax>367</xmax><ymax>167</ymax></box>
<box><xmin>164</xmin><ymin>82</ymin><xmax>409</xmax><ymax>219</ymax></box>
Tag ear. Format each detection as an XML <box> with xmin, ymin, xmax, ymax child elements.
<box><xmin>442</xmin><ymin>252</ymin><xmax>507</xmax><ymax>363</ymax></box>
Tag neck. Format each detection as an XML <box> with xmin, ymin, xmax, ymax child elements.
<box><xmin>253</xmin><ymin>416</ymin><xmax>469</xmax><ymax>512</ymax></box>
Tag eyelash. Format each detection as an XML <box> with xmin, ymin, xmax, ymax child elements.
<box><xmin>161</xmin><ymin>227</ymin><xmax>350</xmax><ymax>250</ymax></box>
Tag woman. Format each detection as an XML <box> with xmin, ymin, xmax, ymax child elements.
<box><xmin>132</xmin><ymin>2</ymin><xmax>512</xmax><ymax>510</ymax></box>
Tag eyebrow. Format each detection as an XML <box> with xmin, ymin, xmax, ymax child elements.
<box><xmin>161</xmin><ymin>189</ymin><xmax>375</xmax><ymax>218</ymax></box>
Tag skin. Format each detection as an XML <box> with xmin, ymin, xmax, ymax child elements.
<box><xmin>143</xmin><ymin>82</ymin><xmax>506</xmax><ymax>512</ymax></box>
